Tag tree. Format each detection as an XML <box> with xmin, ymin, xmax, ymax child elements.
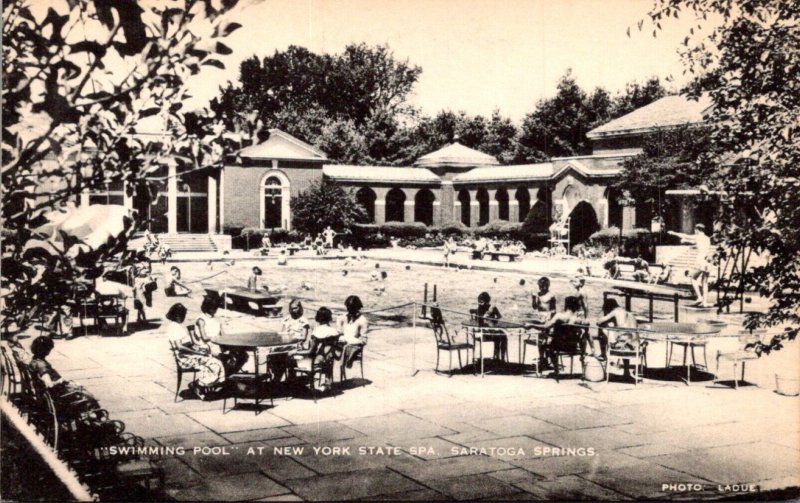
<box><xmin>290</xmin><ymin>181</ymin><xmax>367</xmax><ymax>236</ymax></box>
<box><xmin>211</xmin><ymin>43</ymin><xmax>422</xmax><ymax>163</ymax></box>
<box><xmin>610</xmin><ymin>77</ymin><xmax>669</xmax><ymax>118</ymax></box>
<box><xmin>2</xmin><ymin>0</ymin><xmax>242</xmax><ymax>329</ymax></box>
<box><xmin>616</xmin><ymin>125</ymin><xmax>715</xmax><ymax>223</ymax></box>
<box><xmin>645</xmin><ymin>0</ymin><xmax>800</xmax><ymax>336</ymax></box>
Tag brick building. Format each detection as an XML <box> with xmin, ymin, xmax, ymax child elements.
<box><xmin>102</xmin><ymin>94</ymin><xmax>711</xmax><ymax>248</ymax></box>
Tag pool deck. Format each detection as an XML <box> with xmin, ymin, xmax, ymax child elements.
<box><xmin>23</xmin><ymin>250</ymin><xmax>800</xmax><ymax>501</ymax></box>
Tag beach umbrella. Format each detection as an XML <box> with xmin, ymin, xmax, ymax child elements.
<box><xmin>24</xmin><ymin>204</ymin><xmax>134</xmax><ymax>260</ymax></box>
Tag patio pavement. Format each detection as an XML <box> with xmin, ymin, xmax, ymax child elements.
<box><xmin>43</xmin><ymin>299</ymin><xmax>800</xmax><ymax>501</ymax></box>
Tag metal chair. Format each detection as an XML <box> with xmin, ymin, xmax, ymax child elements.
<box><xmin>547</xmin><ymin>324</ymin><xmax>587</xmax><ymax>382</ymax></box>
<box><xmin>168</xmin><ymin>339</ymin><xmax>199</xmax><ymax>402</ymax></box>
<box><xmin>430</xmin><ymin>307</ymin><xmax>473</xmax><ymax>375</ymax></box>
<box><xmin>340</xmin><ymin>345</ymin><xmax>365</xmax><ymax>383</ymax></box>
<box><xmin>292</xmin><ymin>335</ymin><xmax>339</xmax><ymax>401</ymax></box>
<box><xmin>604</xmin><ymin>327</ymin><xmax>646</xmax><ymax>385</ymax></box>
<box><xmin>714</xmin><ymin>330</ymin><xmax>767</xmax><ymax>389</ymax></box>
<box><xmin>667</xmin><ymin>335</ymin><xmax>708</xmax><ymax>373</ymax></box>
<box><xmin>521</xmin><ymin>331</ymin><xmax>543</xmax><ymax>377</ymax></box>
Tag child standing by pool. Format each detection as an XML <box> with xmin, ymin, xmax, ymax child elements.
<box><xmin>531</xmin><ymin>277</ymin><xmax>557</xmax><ymax>320</ymax></box>
<box><xmin>473</xmin><ymin>292</ymin><xmax>506</xmax><ymax>361</ymax></box>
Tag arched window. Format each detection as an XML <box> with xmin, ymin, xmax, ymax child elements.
<box><xmin>495</xmin><ymin>188</ymin><xmax>509</xmax><ymax>221</ymax></box>
<box><xmin>260</xmin><ymin>171</ymin><xmax>291</xmax><ymax>230</ymax></box>
<box><xmin>385</xmin><ymin>188</ymin><xmax>406</xmax><ymax>222</ymax></box>
<box><xmin>476</xmin><ymin>189</ymin><xmax>490</xmax><ymax>226</ymax></box>
<box><xmin>414</xmin><ymin>189</ymin><xmax>435</xmax><ymax>226</ymax></box>
<box><xmin>356</xmin><ymin>187</ymin><xmax>377</xmax><ymax>223</ymax></box>
<box><xmin>458</xmin><ymin>190</ymin><xmax>470</xmax><ymax>227</ymax></box>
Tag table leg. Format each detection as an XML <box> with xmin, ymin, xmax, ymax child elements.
<box><xmin>479</xmin><ymin>333</ymin><xmax>484</xmax><ymax>378</ymax></box>
<box><xmin>518</xmin><ymin>331</ymin><xmax>522</xmax><ymax>364</ymax></box>
<box><xmin>649</xmin><ymin>296</ymin><xmax>654</xmax><ymax>322</ymax></box>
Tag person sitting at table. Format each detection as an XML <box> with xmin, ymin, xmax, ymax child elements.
<box><xmin>196</xmin><ymin>296</ymin><xmax>247</xmax><ymax>375</ymax></box>
<box><xmin>539</xmin><ymin>296</ymin><xmax>587</xmax><ymax>372</ymax></box>
<box><xmin>471</xmin><ymin>291</ymin><xmax>506</xmax><ymax>361</ymax></box>
<box><xmin>293</xmin><ymin>307</ymin><xmax>340</xmax><ymax>391</ymax></box>
<box><xmin>282</xmin><ymin>300</ymin><xmax>311</xmax><ymax>347</ymax></box>
<box><xmin>165</xmin><ymin>303</ymin><xmax>224</xmax><ymax>400</ymax></box>
<box><xmin>595</xmin><ymin>298</ymin><xmax>640</xmax><ymax>367</ymax></box>
<box><xmin>165</xmin><ymin>266</ymin><xmax>191</xmax><ymax>297</ymax></box>
<box><xmin>336</xmin><ymin>295</ymin><xmax>368</xmax><ymax>369</ymax></box>
<box><xmin>247</xmin><ymin>266</ymin><xmax>263</xmax><ymax>291</ymax></box>
<box><xmin>570</xmin><ymin>276</ymin><xmax>589</xmax><ymax>320</ymax></box>
<box><xmin>531</xmin><ymin>277</ymin><xmax>557</xmax><ymax>320</ymax></box>
<box><xmin>27</xmin><ymin>336</ymin><xmax>101</xmax><ymax>418</ymax></box>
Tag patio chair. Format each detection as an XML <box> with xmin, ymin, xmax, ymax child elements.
<box><xmin>430</xmin><ymin>307</ymin><xmax>474</xmax><ymax>375</ymax></box>
<box><xmin>14</xmin><ymin>360</ymin><xmax>59</xmax><ymax>449</ymax></box>
<box><xmin>340</xmin><ymin>345</ymin><xmax>365</xmax><ymax>384</ymax></box>
<box><xmin>0</xmin><ymin>345</ymin><xmax>22</xmax><ymax>396</ymax></box>
<box><xmin>713</xmin><ymin>330</ymin><xmax>767</xmax><ymax>389</ymax></box>
<box><xmin>95</xmin><ymin>295</ymin><xmax>128</xmax><ymax>336</ymax></box>
<box><xmin>521</xmin><ymin>331</ymin><xmax>544</xmax><ymax>377</ymax></box>
<box><xmin>604</xmin><ymin>327</ymin><xmax>645</xmax><ymax>385</ymax></box>
<box><xmin>168</xmin><ymin>339</ymin><xmax>199</xmax><ymax>402</ymax></box>
<box><xmin>547</xmin><ymin>324</ymin><xmax>587</xmax><ymax>382</ymax></box>
<box><xmin>291</xmin><ymin>335</ymin><xmax>340</xmax><ymax>401</ymax></box>
<box><xmin>667</xmin><ymin>334</ymin><xmax>708</xmax><ymax>373</ymax></box>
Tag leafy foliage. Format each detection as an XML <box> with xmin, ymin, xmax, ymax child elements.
<box><xmin>616</xmin><ymin>125</ymin><xmax>715</xmax><ymax>221</ymax></box>
<box><xmin>290</xmin><ymin>181</ymin><xmax>367</xmax><ymax>236</ymax></box>
<box><xmin>2</xmin><ymin>0</ymin><xmax>242</xmax><ymax>328</ymax></box>
<box><xmin>645</xmin><ymin>0</ymin><xmax>800</xmax><ymax>337</ymax></box>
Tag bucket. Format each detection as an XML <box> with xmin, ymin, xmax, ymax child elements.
<box><xmin>775</xmin><ymin>374</ymin><xmax>800</xmax><ymax>397</ymax></box>
<box><xmin>583</xmin><ymin>356</ymin><xmax>606</xmax><ymax>382</ymax></box>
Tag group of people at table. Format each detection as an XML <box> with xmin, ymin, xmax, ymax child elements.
<box><xmin>468</xmin><ymin>275</ymin><xmax>641</xmax><ymax>375</ymax></box>
<box><xmin>165</xmin><ymin>295</ymin><xmax>368</xmax><ymax>400</ymax></box>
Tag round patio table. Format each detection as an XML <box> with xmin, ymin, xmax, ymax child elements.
<box><xmin>462</xmin><ymin>319</ymin><xmax>528</xmax><ymax>377</ymax></box>
<box><xmin>638</xmin><ymin>322</ymin><xmax>724</xmax><ymax>384</ymax></box>
<box><xmin>216</xmin><ymin>332</ymin><xmax>304</xmax><ymax>409</ymax></box>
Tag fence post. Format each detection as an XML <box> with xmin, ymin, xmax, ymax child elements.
<box><xmin>412</xmin><ymin>302</ymin><xmax>417</xmax><ymax>376</ymax></box>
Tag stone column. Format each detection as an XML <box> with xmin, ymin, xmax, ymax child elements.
<box><xmin>80</xmin><ymin>189</ymin><xmax>89</xmax><ymax>207</ymax></box>
<box><xmin>439</xmin><ymin>181</ymin><xmax>455</xmax><ymax>225</ymax></box>
<box><xmin>509</xmin><ymin>200</ymin><xmax>519</xmax><ymax>223</ymax></box>
<box><xmin>208</xmin><ymin>173</ymin><xmax>217</xmax><ymax>234</ymax></box>
<box><xmin>622</xmin><ymin>206</ymin><xmax>637</xmax><ymax>231</ymax></box>
<box><xmin>453</xmin><ymin>200</ymin><xmax>462</xmax><ymax>223</ymax></box>
<box><xmin>678</xmin><ymin>196</ymin><xmax>695</xmax><ymax>234</ymax></box>
<box><xmin>374</xmin><ymin>187</ymin><xmax>389</xmax><ymax>224</ymax></box>
<box><xmin>432</xmin><ymin>201</ymin><xmax>442</xmax><ymax>226</ymax></box>
<box><xmin>469</xmin><ymin>189</ymin><xmax>480</xmax><ymax>228</ymax></box>
<box><xmin>403</xmin><ymin>201</ymin><xmax>415</xmax><ymax>223</ymax></box>
<box><xmin>488</xmin><ymin>189</ymin><xmax>500</xmax><ymax>222</ymax></box>
<box><xmin>123</xmin><ymin>183</ymin><xmax>133</xmax><ymax>210</ymax></box>
<box><xmin>167</xmin><ymin>163</ymin><xmax>177</xmax><ymax>234</ymax></box>
<box><xmin>219</xmin><ymin>168</ymin><xmax>225</xmax><ymax>231</ymax></box>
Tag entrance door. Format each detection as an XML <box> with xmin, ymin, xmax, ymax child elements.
<box><xmin>263</xmin><ymin>177</ymin><xmax>283</xmax><ymax>229</ymax></box>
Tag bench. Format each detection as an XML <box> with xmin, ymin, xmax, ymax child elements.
<box><xmin>72</xmin><ymin>296</ymin><xmax>129</xmax><ymax>336</ymax></box>
<box><xmin>471</xmin><ymin>251</ymin><xmax>521</xmax><ymax>262</ymax></box>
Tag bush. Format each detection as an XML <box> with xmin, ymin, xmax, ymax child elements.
<box><xmin>474</xmin><ymin>221</ymin><xmax>524</xmax><ymax>240</ymax></box>
<box><xmin>350</xmin><ymin>224</ymin><xmax>391</xmax><ymax>249</ymax></box>
<box><xmin>378</xmin><ymin>222</ymin><xmax>429</xmax><ymax>239</ymax></box>
<box><xmin>432</xmin><ymin>222</ymin><xmax>471</xmax><ymax>238</ymax></box>
<box><xmin>586</xmin><ymin>227</ymin><xmax>660</xmax><ymax>261</ymax></box>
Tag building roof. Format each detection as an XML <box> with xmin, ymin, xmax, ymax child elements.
<box><xmin>414</xmin><ymin>142</ymin><xmax>500</xmax><ymax>168</ymax></box>
<box><xmin>322</xmin><ymin>165</ymin><xmax>440</xmax><ymax>184</ymax></box>
<box><xmin>453</xmin><ymin>163</ymin><xmax>554</xmax><ymax>183</ymax></box>
<box><xmin>237</xmin><ymin>129</ymin><xmax>328</xmax><ymax>162</ymax></box>
<box><xmin>587</xmin><ymin>94</ymin><xmax>713</xmax><ymax>138</ymax></box>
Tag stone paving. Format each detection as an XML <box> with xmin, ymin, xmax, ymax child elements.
<box><xmin>25</xmin><ymin>251</ymin><xmax>798</xmax><ymax>501</ymax></box>
<box><xmin>44</xmin><ymin>315</ymin><xmax>799</xmax><ymax>501</ymax></box>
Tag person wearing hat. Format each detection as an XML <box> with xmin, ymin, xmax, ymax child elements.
<box><xmin>247</xmin><ymin>266</ymin><xmax>262</xmax><ymax>291</ymax></box>
<box><xmin>669</xmin><ymin>223</ymin><xmax>713</xmax><ymax>307</ymax></box>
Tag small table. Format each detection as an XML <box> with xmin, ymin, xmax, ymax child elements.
<box><xmin>216</xmin><ymin>331</ymin><xmax>303</xmax><ymax>411</ymax></box>
<box><xmin>206</xmin><ymin>288</ymin><xmax>283</xmax><ymax>317</ymax></box>
<box><xmin>638</xmin><ymin>322</ymin><xmax>723</xmax><ymax>384</ymax></box>
<box><xmin>462</xmin><ymin>319</ymin><xmax>528</xmax><ymax>377</ymax></box>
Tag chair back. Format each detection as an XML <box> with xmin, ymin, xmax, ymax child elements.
<box><xmin>0</xmin><ymin>345</ymin><xmax>20</xmax><ymax>394</ymax></box>
<box><xmin>738</xmin><ymin>329</ymin><xmax>768</xmax><ymax>352</ymax></box>
<box><xmin>429</xmin><ymin>307</ymin><xmax>452</xmax><ymax>346</ymax></box>
<box><xmin>551</xmin><ymin>323</ymin><xmax>585</xmax><ymax>354</ymax></box>
<box><xmin>187</xmin><ymin>325</ymin><xmax>200</xmax><ymax>345</ymax></box>
<box><xmin>605</xmin><ymin>326</ymin><xmax>641</xmax><ymax>354</ymax></box>
<box><xmin>309</xmin><ymin>336</ymin><xmax>339</xmax><ymax>369</ymax></box>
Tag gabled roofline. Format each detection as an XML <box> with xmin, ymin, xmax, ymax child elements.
<box><xmin>586</xmin><ymin>121</ymin><xmax>706</xmax><ymax>140</ymax></box>
<box><xmin>267</xmin><ymin>128</ymin><xmax>328</xmax><ymax>160</ymax></box>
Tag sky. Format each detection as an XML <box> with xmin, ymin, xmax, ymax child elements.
<box><xmin>188</xmin><ymin>0</ymin><xmax>703</xmax><ymax>121</ymax></box>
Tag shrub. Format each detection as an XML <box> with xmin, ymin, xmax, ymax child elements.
<box><xmin>378</xmin><ymin>222</ymin><xmax>429</xmax><ymax>239</ymax></box>
<box><xmin>586</xmin><ymin>227</ymin><xmax>659</xmax><ymax>260</ymax></box>
<box><xmin>474</xmin><ymin>221</ymin><xmax>523</xmax><ymax>240</ymax></box>
<box><xmin>432</xmin><ymin>222</ymin><xmax>471</xmax><ymax>238</ymax></box>
<box><xmin>350</xmin><ymin>224</ymin><xmax>391</xmax><ymax>249</ymax></box>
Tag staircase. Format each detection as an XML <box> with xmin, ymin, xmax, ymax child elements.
<box><xmin>157</xmin><ymin>234</ymin><xmax>218</xmax><ymax>253</ymax></box>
